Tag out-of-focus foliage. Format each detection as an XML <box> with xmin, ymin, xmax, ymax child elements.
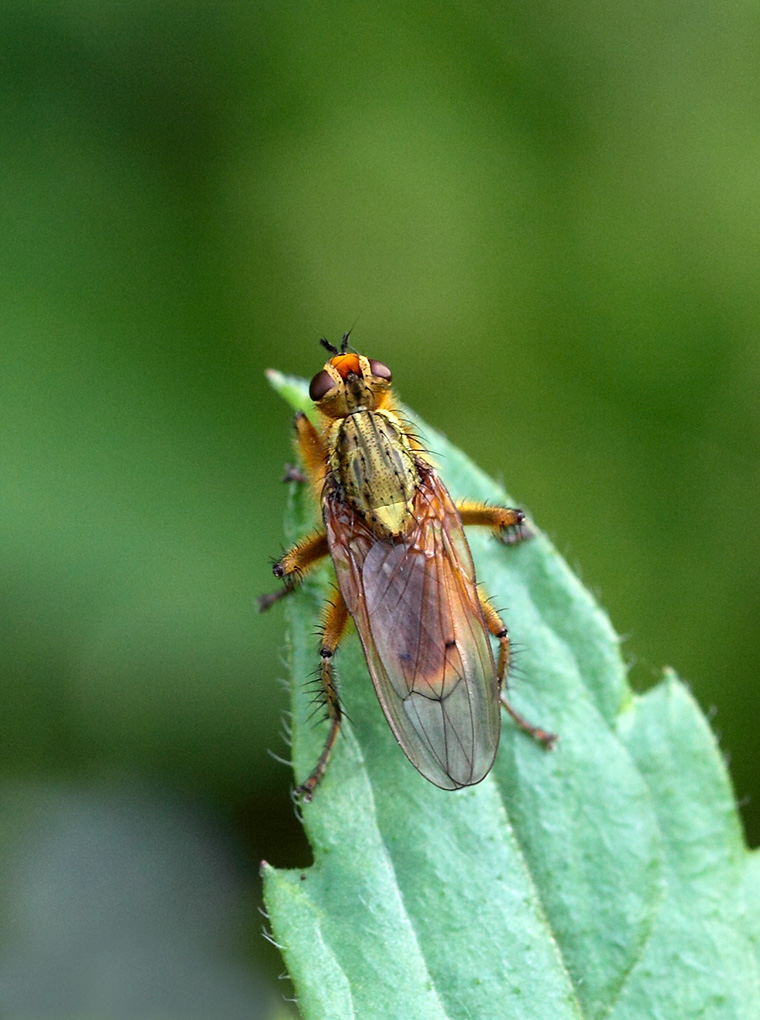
<box><xmin>1</xmin><ymin>3</ymin><xmax>758</xmax><ymax>1015</ymax></box>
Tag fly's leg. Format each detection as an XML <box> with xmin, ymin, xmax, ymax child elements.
<box><xmin>257</xmin><ymin>530</ymin><xmax>329</xmax><ymax>611</ymax></box>
<box><xmin>281</xmin><ymin>409</ymin><xmax>326</xmax><ymax>484</ymax></box>
<box><xmin>456</xmin><ymin>502</ymin><xmax>532</xmax><ymax>545</ymax></box>
<box><xmin>259</xmin><ymin>412</ymin><xmax>330</xmax><ymax>611</ymax></box>
<box><xmin>292</xmin><ymin>410</ymin><xmax>327</xmax><ymax>485</ymax></box>
<box><xmin>257</xmin><ymin>587</ymin><xmax>293</xmax><ymax>612</ymax></box>
<box><xmin>459</xmin><ymin>499</ymin><xmax>554</xmax><ymax>744</ymax></box>
<box><xmin>296</xmin><ymin>590</ymin><xmax>349</xmax><ymax>801</ymax></box>
<box><xmin>264</xmin><ymin>410</ymin><xmax>343</xmax><ymax>799</ymax></box>
<box><xmin>273</xmin><ymin>530</ymin><xmax>329</xmax><ymax>582</ymax></box>
<box><xmin>478</xmin><ymin>592</ymin><xmax>558</xmax><ymax>750</ymax></box>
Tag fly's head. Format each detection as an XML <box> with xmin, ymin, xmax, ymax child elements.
<box><xmin>308</xmin><ymin>335</ymin><xmax>393</xmax><ymax>419</ymax></box>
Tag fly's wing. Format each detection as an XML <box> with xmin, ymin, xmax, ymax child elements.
<box><xmin>325</xmin><ymin>468</ymin><xmax>500</xmax><ymax>790</ymax></box>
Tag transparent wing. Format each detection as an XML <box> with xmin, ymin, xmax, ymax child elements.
<box><xmin>325</xmin><ymin>467</ymin><xmax>500</xmax><ymax>789</ymax></box>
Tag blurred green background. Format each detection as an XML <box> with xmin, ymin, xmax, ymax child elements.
<box><xmin>1</xmin><ymin>3</ymin><xmax>758</xmax><ymax>1016</ymax></box>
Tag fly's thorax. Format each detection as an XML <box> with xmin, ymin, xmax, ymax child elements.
<box><xmin>328</xmin><ymin>407</ymin><xmax>419</xmax><ymax>536</ymax></box>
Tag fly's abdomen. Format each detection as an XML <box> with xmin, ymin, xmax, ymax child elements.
<box><xmin>331</xmin><ymin>409</ymin><xmax>419</xmax><ymax>536</ymax></box>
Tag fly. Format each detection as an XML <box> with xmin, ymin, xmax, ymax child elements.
<box><xmin>260</xmin><ymin>334</ymin><xmax>556</xmax><ymax>799</ymax></box>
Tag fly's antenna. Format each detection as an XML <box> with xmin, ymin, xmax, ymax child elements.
<box><xmin>320</xmin><ymin>320</ymin><xmax>357</xmax><ymax>356</ymax></box>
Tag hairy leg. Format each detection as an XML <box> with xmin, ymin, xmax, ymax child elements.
<box><xmin>296</xmin><ymin>590</ymin><xmax>350</xmax><ymax>801</ymax></box>
<box><xmin>478</xmin><ymin>589</ymin><xmax>557</xmax><ymax>750</ymax></box>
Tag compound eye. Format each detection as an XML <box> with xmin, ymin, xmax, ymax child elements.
<box><xmin>368</xmin><ymin>359</ymin><xmax>392</xmax><ymax>382</ymax></box>
<box><xmin>309</xmin><ymin>369</ymin><xmax>336</xmax><ymax>401</ymax></box>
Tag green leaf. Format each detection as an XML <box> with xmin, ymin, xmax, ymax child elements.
<box><xmin>261</xmin><ymin>372</ymin><xmax>760</xmax><ymax>1020</ymax></box>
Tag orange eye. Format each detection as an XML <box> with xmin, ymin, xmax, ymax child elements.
<box><xmin>309</xmin><ymin>369</ymin><xmax>336</xmax><ymax>401</ymax></box>
<box><xmin>368</xmin><ymin>359</ymin><xmax>392</xmax><ymax>381</ymax></box>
